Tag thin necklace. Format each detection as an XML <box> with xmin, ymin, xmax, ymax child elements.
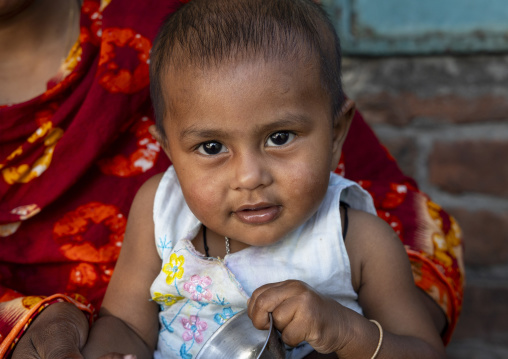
<box><xmin>203</xmin><ymin>226</ymin><xmax>230</xmax><ymax>257</ymax></box>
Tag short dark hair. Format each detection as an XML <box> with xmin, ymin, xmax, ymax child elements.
<box><xmin>150</xmin><ymin>0</ymin><xmax>345</xmax><ymax>140</ymax></box>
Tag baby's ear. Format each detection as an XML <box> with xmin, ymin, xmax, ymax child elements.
<box><xmin>330</xmin><ymin>99</ymin><xmax>355</xmax><ymax>170</ymax></box>
<box><xmin>149</xmin><ymin>124</ymin><xmax>172</xmax><ymax>161</ymax></box>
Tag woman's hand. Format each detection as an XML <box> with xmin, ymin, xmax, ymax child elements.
<box><xmin>12</xmin><ymin>302</ymin><xmax>89</xmax><ymax>359</ymax></box>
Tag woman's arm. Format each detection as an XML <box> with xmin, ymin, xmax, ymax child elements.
<box><xmin>82</xmin><ymin>174</ymin><xmax>164</xmax><ymax>359</ymax></box>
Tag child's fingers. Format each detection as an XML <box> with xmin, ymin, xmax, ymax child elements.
<box><xmin>248</xmin><ymin>280</ymin><xmax>348</xmax><ymax>352</ymax></box>
<box><xmin>276</xmin><ymin>312</ymin><xmax>311</xmax><ymax>347</ymax></box>
<box><xmin>271</xmin><ymin>295</ymin><xmax>313</xmax><ymax>346</ymax></box>
<box><xmin>247</xmin><ymin>282</ymin><xmax>286</xmax><ymax>329</ymax></box>
<box><xmin>272</xmin><ymin>294</ymin><xmax>345</xmax><ymax>352</ymax></box>
<box><xmin>248</xmin><ymin>281</ymin><xmax>302</xmax><ymax>317</ymax></box>
<box><xmin>248</xmin><ymin>280</ymin><xmax>316</xmax><ymax>330</ymax></box>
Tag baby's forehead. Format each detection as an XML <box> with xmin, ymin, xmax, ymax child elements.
<box><xmin>163</xmin><ymin>54</ymin><xmax>322</xmax><ymax>100</ymax></box>
<box><xmin>159</xmin><ymin>56</ymin><xmax>333</xmax><ymax>132</ymax></box>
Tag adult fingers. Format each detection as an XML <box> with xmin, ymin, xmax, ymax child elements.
<box><xmin>12</xmin><ymin>302</ymin><xmax>89</xmax><ymax>359</ymax></box>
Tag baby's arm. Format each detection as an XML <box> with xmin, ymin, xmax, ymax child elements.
<box><xmin>248</xmin><ymin>208</ymin><xmax>446</xmax><ymax>358</ymax></box>
<box><xmin>82</xmin><ymin>174</ymin><xmax>164</xmax><ymax>359</ymax></box>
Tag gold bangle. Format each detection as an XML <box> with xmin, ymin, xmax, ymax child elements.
<box><xmin>369</xmin><ymin>319</ymin><xmax>383</xmax><ymax>359</ymax></box>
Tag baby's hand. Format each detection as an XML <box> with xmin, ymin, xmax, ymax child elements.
<box><xmin>247</xmin><ymin>280</ymin><xmax>348</xmax><ymax>355</ymax></box>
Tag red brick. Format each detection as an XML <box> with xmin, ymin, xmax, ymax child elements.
<box><xmin>447</xmin><ymin>208</ymin><xmax>508</xmax><ymax>266</ymax></box>
<box><xmin>355</xmin><ymin>92</ymin><xmax>508</xmax><ymax>126</ymax></box>
<box><xmin>451</xmin><ymin>285</ymin><xmax>508</xmax><ymax>345</ymax></box>
<box><xmin>429</xmin><ymin>140</ymin><xmax>508</xmax><ymax>197</ymax></box>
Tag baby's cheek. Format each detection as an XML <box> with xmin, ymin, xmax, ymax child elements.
<box><xmin>287</xmin><ymin>164</ymin><xmax>327</xmax><ymax>196</ymax></box>
<box><xmin>183</xmin><ymin>182</ymin><xmax>224</xmax><ymax>219</ymax></box>
<box><xmin>285</xmin><ymin>166</ymin><xmax>329</xmax><ymax>216</ymax></box>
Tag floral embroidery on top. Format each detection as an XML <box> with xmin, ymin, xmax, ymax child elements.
<box><xmin>214</xmin><ymin>307</ymin><xmax>237</xmax><ymax>325</ymax></box>
<box><xmin>181</xmin><ymin>315</ymin><xmax>208</xmax><ymax>343</ymax></box>
<box><xmin>163</xmin><ymin>253</ymin><xmax>185</xmax><ymax>285</ymax></box>
<box><xmin>152</xmin><ymin>292</ymin><xmax>184</xmax><ymax>306</ymax></box>
<box><xmin>184</xmin><ymin>275</ymin><xmax>213</xmax><ymax>302</ymax></box>
<box><xmin>157</xmin><ymin>234</ymin><xmax>173</xmax><ymax>257</ymax></box>
<box><xmin>152</xmin><ymin>239</ymin><xmax>249</xmax><ymax>358</ymax></box>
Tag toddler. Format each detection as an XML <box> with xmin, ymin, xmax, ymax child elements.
<box><xmin>83</xmin><ymin>0</ymin><xmax>446</xmax><ymax>358</ymax></box>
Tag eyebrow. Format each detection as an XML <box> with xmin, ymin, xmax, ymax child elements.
<box><xmin>179</xmin><ymin>127</ymin><xmax>230</xmax><ymax>141</ymax></box>
<box><xmin>179</xmin><ymin>114</ymin><xmax>313</xmax><ymax>141</ymax></box>
<box><xmin>260</xmin><ymin>115</ymin><xmax>313</xmax><ymax>133</ymax></box>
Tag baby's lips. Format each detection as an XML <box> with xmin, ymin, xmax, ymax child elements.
<box><xmin>234</xmin><ymin>205</ymin><xmax>281</xmax><ymax>224</ymax></box>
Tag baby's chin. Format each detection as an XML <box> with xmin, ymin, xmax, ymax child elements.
<box><xmin>230</xmin><ymin>224</ymin><xmax>303</xmax><ymax>248</ymax></box>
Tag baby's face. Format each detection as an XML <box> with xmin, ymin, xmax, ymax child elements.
<box><xmin>159</xmin><ymin>57</ymin><xmax>347</xmax><ymax>248</ymax></box>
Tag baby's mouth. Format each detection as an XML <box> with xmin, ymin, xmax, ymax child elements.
<box><xmin>233</xmin><ymin>204</ymin><xmax>282</xmax><ymax>225</ymax></box>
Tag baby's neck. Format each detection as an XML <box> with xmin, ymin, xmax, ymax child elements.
<box><xmin>192</xmin><ymin>225</ymin><xmax>251</xmax><ymax>258</ymax></box>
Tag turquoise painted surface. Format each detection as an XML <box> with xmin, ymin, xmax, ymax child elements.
<box><xmin>321</xmin><ymin>0</ymin><xmax>508</xmax><ymax>55</ymax></box>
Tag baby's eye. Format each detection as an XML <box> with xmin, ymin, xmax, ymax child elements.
<box><xmin>197</xmin><ymin>141</ymin><xmax>227</xmax><ymax>155</ymax></box>
<box><xmin>266</xmin><ymin>131</ymin><xmax>295</xmax><ymax>147</ymax></box>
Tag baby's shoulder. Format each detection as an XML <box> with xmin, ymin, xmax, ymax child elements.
<box><xmin>138</xmin><ymin>172</ymin><xmax>165</xmax><ymax>197</ymax></box>
<box><xmin>344</xmin><ymin>207</ymin><xmax>394</xmax><ymax>242</ymax></box>
<box><xmin>343</xmin><ymin>208</ymin><xmax>404</xmax><ymax>290</ymax></box>
<box><xmin>130</xmin><ymin>172</ymin><xmax>165</xmax><ymax>216</ymax></box>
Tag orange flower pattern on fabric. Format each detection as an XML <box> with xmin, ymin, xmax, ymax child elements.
<box><xmin>68</xmin><ymin>263</ymin><xmax>100</xmax><ymax>291</ymax></box>
<box><xmin>66</xmin><ymin>262</ymin><xmax>114</xmax><ymax>294</ymax></box>
<box><xmin>81</xmin><ymin>1</ymin><xmax>103</xmax><ymax>45</ymax></box>
<box><xmin>53</xmin><ymin>202</ymin><xmax>126</xmax><ymax>262</ymax></box>
<box><xmin>97</xmin><ymin>28</ymin><xmax>151</xmax><ymax>94</ymax></box>
<box><xmin>98</xmin><ymin>116</ymin><xmax>161</xmax><ymax>177</ymax></box>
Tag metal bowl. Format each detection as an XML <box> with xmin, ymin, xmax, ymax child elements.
<box><xmin>195</xmin><ymin>309</ymin><xmax>286</xmax><ymax>359</ymax></box>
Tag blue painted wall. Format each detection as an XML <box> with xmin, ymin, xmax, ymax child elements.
<box><xmin>321</xmin><ymin>0</ymin><xmax>508</xmax><ymax>55</ymax></box>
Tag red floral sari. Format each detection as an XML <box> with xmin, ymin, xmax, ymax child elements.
<box><xmin>0</xmin><ymin>0</ymin><xmax>463</xmax><ymax>356</ymax></box>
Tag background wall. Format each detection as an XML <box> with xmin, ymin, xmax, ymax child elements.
<box><xmin>341</xmin><ymin>55</ymin><xmax>508</xmax><ymax>358</ymax></box>
<box><xmin>321</xmin><ymin>0</ymin><xmax>508</xmax><ymax>357</ymax></box>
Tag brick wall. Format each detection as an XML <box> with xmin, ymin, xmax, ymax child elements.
<box><xmin>342</xmin><ymin>55</ymin><xmax>508</xmax><ymax>358</ymax></box>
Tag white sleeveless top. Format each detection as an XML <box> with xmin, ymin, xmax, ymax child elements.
<box><xmin>150</xmin><ymin>166</ymin><xmax>376</xmax><ymax>359</ymax></box>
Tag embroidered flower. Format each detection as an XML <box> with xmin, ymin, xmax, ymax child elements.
<box><xmin>152</xmin><ymin>292</ymin><xmax>184</xmax><ymax>306</ymax></box>
<box><xmin>162</xmin><ymin>253</ymin><xmax>185</xmax><ymax>285</ymax></box>
<box><xmin>214</xmin><ymin>307</ymin><xmax>236</xmax><ymax>325</ymax></box>
<box><xmin>183</xmin><ymin>275</ymin><xmax>213</xmax><ymax>302</ymax></box>
<box><xmin>181</xmin><ymin>315</ymin><xmax>208</xmax><ymax>343</ymax></box>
